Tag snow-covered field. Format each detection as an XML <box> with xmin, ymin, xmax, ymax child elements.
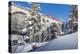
<box><xmin>29</xmin><ymin>32</ymin><xmax>78</xmax><ymax>52</ymax></box>
<box><xmin>11</xmin><ymin>32</ymin><xmax>78</xmax><ymax>52</ymax></box>
<box><xmin>11</xmin><ymin>42</ymin><xmax>48</xmax><ymax>53</ymax></box>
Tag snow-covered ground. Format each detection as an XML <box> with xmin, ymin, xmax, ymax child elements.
<box><xmin>11</xmin><ymin>32</ymin><xmax>78</xmax><ymax>52</ymax></box>
<box><xmin>11</xmin><ymin>42</ymin><xmax>48</xmax><ymax>53</ymax></box>
<box><xmin>29</xmin><ymin>32</ymin><xmax>78</xmax><ymax>52</ymax></box>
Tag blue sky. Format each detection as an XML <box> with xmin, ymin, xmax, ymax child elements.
<box><xmin>11</xmin><ymin>1</ymin><xmax>72</xmax><ymax>22</ymax></box>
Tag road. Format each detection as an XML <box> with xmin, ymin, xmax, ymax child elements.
<box><xmin>29</xmin><ymin>32</ymin><xmax>78</xmax><ymax>52</ymax></box>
